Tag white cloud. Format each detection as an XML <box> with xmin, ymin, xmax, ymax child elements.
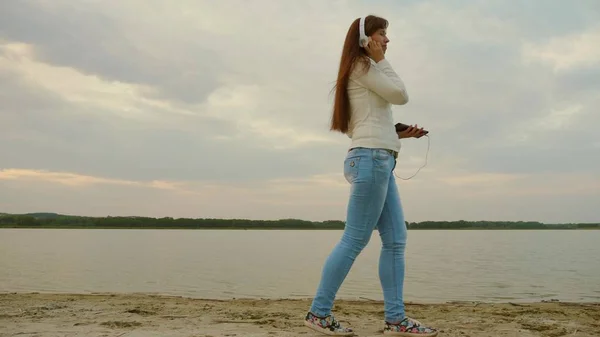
<box><xmin>522</xmin><ymin>25</ymin><xmax>600</xmax><ymax>72</ymax></box>
<box><xmin>0</xmin><ymin>38</ymin><xmax>337</xmax><ymax>150</ymax></box>
<box><xmin>0</xmin><ymin>42</ymin><xmax>160</xmax><ymax>122</ymax></box>
<box><xmin>535</xmin><ymin>104</ymin><xmax>584</xmax><ymax>131</ymax></box>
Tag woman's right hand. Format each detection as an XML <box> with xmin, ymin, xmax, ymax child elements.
<box><xmin>364</xmin><ymin>39</ymin><xmax>385</xmax><ymax>63</ymax></box>
<box><xmin>398</xmin><ymin>125</ymin><xmax>427</xmax><ymax>139</ymax></box>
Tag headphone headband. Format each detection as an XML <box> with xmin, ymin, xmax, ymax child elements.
<box><xmin>358</xmin><ymin>16</ymin><xmax>368</xmax><ymax>47</ymax></box>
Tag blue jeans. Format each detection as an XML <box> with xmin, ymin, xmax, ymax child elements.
<box><xmin>310</xmin><ymin>147</ymin><xmax>408</xmax><ymax>323</ymax></box>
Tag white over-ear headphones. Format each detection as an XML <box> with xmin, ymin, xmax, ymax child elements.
<box><xmin>358</xmin><ymin>16</ymin><xmax>368</xmax><ymax>48</ymax></box>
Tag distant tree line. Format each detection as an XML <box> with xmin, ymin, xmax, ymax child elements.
<box><xmin>0</xmin><ymin>213</ymin><xmax>598</xmax><ymax>230</ymax></box>
<box><xmin>407</xmin><ymin>220</ymin><xmax>599</xmax><ymax>229</ymax></box>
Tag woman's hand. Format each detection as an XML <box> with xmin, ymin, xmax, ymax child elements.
<box><xmin>398</xmin><ymin>124</ymin><xmax>427</xmax><ymax>139</ymax></box>
<box><xmin>364</xmin><ymin>38</ymin><xmax>385</xmax><ymax>63</ymax></box>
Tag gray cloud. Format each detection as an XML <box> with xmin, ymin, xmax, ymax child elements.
<box><xmin>0</xmin><ymin>70</ymin><xmax>65</xmax><ymax>137</ymax></box>
<box><xmin>468</xmin><ymin>0</ymin><xmax>599</xmax><ymax>39</ymax></box>
<box><xmin>556</xmin><ymin>66</ymin><xmax>600</xmax><ymax>98</ymax></box>
<box><xmin>0</xmin><ymin>1</ymin><xmax>220</xmax><ymax>104</ymax></box>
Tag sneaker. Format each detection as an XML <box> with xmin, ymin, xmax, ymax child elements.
<box><xmin>304</xmin><ymin>311</ymin><xmax>355</xmax><ymax>336</ymax></box>
<box><xmin>383</xmin><ymin>317</ymin><xmax>438</xmax><ymax>336</ymax></box>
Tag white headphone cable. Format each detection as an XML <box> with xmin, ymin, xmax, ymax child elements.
<box><xmin>394</xmin><ymin>135</ymin><xmax>430</xmax><ymax>180</ymax></box>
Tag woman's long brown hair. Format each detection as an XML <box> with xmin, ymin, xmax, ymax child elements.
<box><xmin>330</xmin><ymin>15</ymin><xmax>388</xmax><ymax>134</ymax></box>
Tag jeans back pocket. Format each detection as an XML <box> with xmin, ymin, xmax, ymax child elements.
<box><xmin>343</xmin><ymin>156</ymin><xmax>361</xmax><ymax>183</ymax></box>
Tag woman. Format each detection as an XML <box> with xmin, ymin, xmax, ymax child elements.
<box><xmin>304</xmin><ymin>15</ymin><xmax>438</xmax><ymax>336</ymax></box>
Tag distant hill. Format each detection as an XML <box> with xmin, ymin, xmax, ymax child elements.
<box><xmin>23</xmin><ymin>212</ymin><xmax>63</xmax><ymax>219</ymax></box>
<box><xmin>0</xmin><ymin>212</ymin><xmax>598</xmax><ymax>230</ymax></box>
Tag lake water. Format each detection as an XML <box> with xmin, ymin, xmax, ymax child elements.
<box><xmin>1</xmin><ymin>229</ymin><xmax>599</xmax><ymax>303</ymax></box>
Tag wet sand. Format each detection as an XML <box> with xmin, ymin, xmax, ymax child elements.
<box><xmin>1</xmin><ymin>292</ymin><xmax>599</xmax><ymax>336</ymax></box>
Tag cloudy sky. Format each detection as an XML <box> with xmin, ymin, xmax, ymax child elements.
<box><xmin>1</xmin><ymin>1</ymin><xmax>598</xmax><ymax>223</ymax></box>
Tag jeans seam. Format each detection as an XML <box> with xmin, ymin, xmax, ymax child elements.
<box><xmin>381</xmin><ymin>192</ymin><xmax>399</xmax><ymax>323</ymax></box>
<box><xmin>364</xmin><ymin>152</ymin><xmax>378</xmax><ymax>235</ymax></box>
<box><xmin>389</xmin><ymin>198</ymin><xmax>399</xmax><ymax>322</ymax></box>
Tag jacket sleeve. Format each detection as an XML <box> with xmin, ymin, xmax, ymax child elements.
<box><xmin>352</xmin><ymin>59</ymin><xmax>409</xmax><ymax>105</ymax></box>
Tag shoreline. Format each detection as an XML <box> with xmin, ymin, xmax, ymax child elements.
<box><xmin>2</xmin><ymin>226</ymin><xmax>599</xmax><ymax>230</ymax></box>
<box><xmin>1</xmin><ymin>292</ymin><xmax>599</xmax><ymax>336</ymax></box>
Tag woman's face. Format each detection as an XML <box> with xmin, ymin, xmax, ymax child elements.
<box><xmin>370</xmin><ymin>28</ymin><xmax>389</xmax><ymax>53</ymax></box>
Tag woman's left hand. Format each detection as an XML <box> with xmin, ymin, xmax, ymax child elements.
<box><xmin>398</xmin><ymin>125</ymin><xmax>427</xmax><ymax>139</ymax></box>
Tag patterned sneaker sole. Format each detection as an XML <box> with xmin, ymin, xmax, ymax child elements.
<box><xmin>304</xmin><ymin>320</ymin><xmax>356</xmax><ymax>336</ymax></box>
<box><xmin>383</xmin><ymin>330</ymin><xmax>438</xmax><ymax>336</ymax></box>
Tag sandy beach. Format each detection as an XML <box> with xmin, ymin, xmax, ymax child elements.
<box><xmin>1</xmin><ymin>293</ymin><xmax>599</xmax><ymax>337</ymax></box>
